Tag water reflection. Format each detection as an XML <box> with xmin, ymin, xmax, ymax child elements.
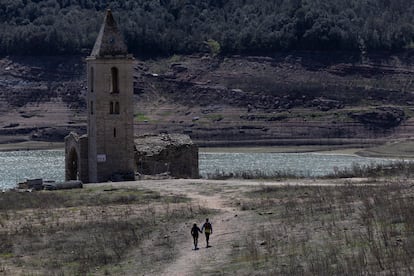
<box><xmin>0</xmin><ymin>150</ymin><xmax>65</xmax><ymax>190</ymax></box>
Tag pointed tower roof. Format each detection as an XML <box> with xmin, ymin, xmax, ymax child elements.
<box><xmin>90</xmin><ymin>9</ymin><xmax>128</xmax><ymax>58</ymax></box>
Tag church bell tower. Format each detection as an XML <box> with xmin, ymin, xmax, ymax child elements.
<box><xmin>86</xmin><ymin>10</ymin><xmax>135</xmax><ymax>182</ymax></box>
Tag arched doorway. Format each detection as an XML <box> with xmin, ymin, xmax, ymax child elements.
<box><xmin>67</xmin><ymin>148</ymin><xmax>79</xmax><ymax>180</ymax></box>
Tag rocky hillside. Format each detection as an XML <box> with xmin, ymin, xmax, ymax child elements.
<box><xmin>0</xmin><ymin>51</ymin><xmax>413</xmax><ymax>148</ymax></box>
<box><xmin>0</xmin><ymin>56</ymin><xmax>86</xmax><ymax>145</ymax></box>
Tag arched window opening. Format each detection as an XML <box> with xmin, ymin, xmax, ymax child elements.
<box><xmin>67</xmin><ymin>148</ymin><xmax>79</xmax><ymax>180</ymax></box>
<box><xmin>90</xmin><ymin>67</ymin><xmax>94</xmax><ymax>93</ymax></box>
<box><xmin>113</xmin><ymin>128</ymin><xmax>117</xmax><ymax>138</ymax></box>
<box><xmin>115</xmin><ymin>102</ymin><xmax>120</xmax><ymax>114</ymax></box>
<box><xmin>110</xmin><ymin>67</ymin><xmax>119</xmax><ymax>93</ymax></box>
<box><xmin>110</xmin><ymin>101</ymin><xmax>114</xmax><ymax>114</ymax></box>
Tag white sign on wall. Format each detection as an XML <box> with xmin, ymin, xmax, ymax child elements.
<box><xmin>97</xmin><ymin>154</ymin><xmax>107</xmax><ymax>163</ymax></box>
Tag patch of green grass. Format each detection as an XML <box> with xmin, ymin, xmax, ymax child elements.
<box><xmin>147</xmin><ymin>55</ymin><xmax>184</xmax><ymax>74</ymax></box>
<box><xmin>159</xmin><ymin>110</ymin><xmax>173</xmax><ymax>117</ymax></box>
<box><xmin>0</xmin><ymin>253</ymin><xmax>13</xmax><ymax>259</ymax></box>
<box><xmin>169</xmin><ymin>54</ymin><xmax>183</xmax><ymax>63</ymax></box>
<box><xmin>134</xmin><ymin>113</ymin><xmax>150</xmax><ymax>122</ymax></box>
<box><xmin>403</xmin><ymin>106</ymin><xmax>414</xmax><ymax>117</ymax></box>
<box><xmin>206</xmin><ymin>114</ymin><xmax>224</xmax><ymax>122</ymax></box>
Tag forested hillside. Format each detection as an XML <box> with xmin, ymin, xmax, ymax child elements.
<box><xmin>0</xmin><ymin>0</ymin><xmax>413</xmax><ymax>56</ymax></box>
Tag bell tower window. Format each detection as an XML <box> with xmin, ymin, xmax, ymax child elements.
<box><xmin>115</xmin><ymin>102</ymin><xmax>120</xmax><ymax>114</ymax></box>
<box><xmin>110</xmin><ymin>102</ymin><xmax>119</xmax><ymax>114</ymax></box>
<box><xmin>90</xmin><ymin>67</ymin><xmax>94</xmax><ymax>93</ymax></box>
<box><xmin>110</xmin><ymin>67</ymin><xmax>119</xmax><ymax>93</ymax></box>
<box><xmin>110</xmin><ymin>102</ymin><xmax>114</xmax><ymax>114</ymax></box>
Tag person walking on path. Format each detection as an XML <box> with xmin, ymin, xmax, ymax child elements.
<box><xmin>191</xmin><ymin>223</ymin><xmax>202</xmax><ymax>250</ymax></box>
<box><xmin>201</xmin><ymin>218</ymin><xmax>213</xmax><ymax>248</ymax></box>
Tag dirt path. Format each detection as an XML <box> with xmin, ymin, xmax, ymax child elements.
<box><xmin>92</xmin><ymin>178</ymin><xmax>374</xmax><ymax>275</ymax></box>
<box><xmin>161</xmin><ymin>196</ymin><xmax>237</xmax><ymax>275</ymax></box>
<box><xmin>127</xmin><ymin>179</ymin><xmax>251</xmax><ymax>275</ymax></box>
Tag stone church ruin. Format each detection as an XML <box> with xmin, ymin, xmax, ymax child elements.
<box><xmin>135</xmin><ymin>134</ymin><xmax>199</xmax><ymax>179</ymax></box>
<box><xmin>65</xmin><ymin>10</ymin><xmax>198</xmax><ymax>183</ymax></box>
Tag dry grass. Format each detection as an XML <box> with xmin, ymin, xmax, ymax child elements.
<box><xmin>0</xmin><ymin>186</ymin><xmax>178</xmax><ymax>210</ymax></box>
<box><xmin>2</xmin><ymin>178</ymin><xmax>414</xmax><ymax>275</ymax></box>
<box><xmin>326</xmin><ymin>161</ymin><xmax>414</xmax><ymax>179</ymax></box>
<box><xmin>206</xmin><ymin>169</ymin><xmax>301</xmax><ymax>180</ymax></box>
<box><xmin>0</xmin><ymin>186</ymin><xmax>213</xmax><ymax>275</ymax></box>
<box><xmin>206</xmin><ymin>160</ymin><xmax>414</xmax><ymax>180</ymax></box>
<box><xmin>226</xmin><ymin>182</ymin><xmax>414</xmax><ymax>275</ymax></box>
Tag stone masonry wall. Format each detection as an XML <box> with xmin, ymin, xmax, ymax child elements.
<box><xmin>134</xmin><ymin>134</ymin><xmax>199</xmax><ymax>178</ymax></box>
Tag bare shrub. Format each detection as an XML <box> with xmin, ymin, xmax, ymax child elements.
<box><xmin>326</xmin><ymin>161</ymin><xmax>414</xmax><ymax>178</ymax></box>
<box><xmin>206</xmin><ymin>169</ymin><xmax>302</xmax><ymax>180</ymax></box>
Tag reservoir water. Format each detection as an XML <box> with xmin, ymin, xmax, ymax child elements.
<box><xmin>0</xmin><ymin>149</ymin><xmax>399</xmax><ymax>190</ymax></box>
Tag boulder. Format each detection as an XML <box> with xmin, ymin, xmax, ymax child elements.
<box><xmin>311</xmin><ymin>97</ymin><xmax>344</xmax><ymax>111</ymax></box>
<box><xmin>44</xmin><ymin>180</ymin><xmax>83</xmax><ymax>190</ymax></box>
<box><xmin>134</xmin><ymin>134</ymin><xmax>199</xmax><ymax>178</ymax></box>
<box><xmin>32</xmin><ymin>127</ymin><xmax>71</xmax><ymax>142</ymax></box>
<box><xmin>349</xmin><ymin>107</ymin><xmax>406</xmax><ymax>129</ymax></box>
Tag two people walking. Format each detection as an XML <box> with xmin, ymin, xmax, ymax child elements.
<box><xmin>191</xmin><ymin>218</ymin><xmax>213</xmax><ymax>250</ymax></box>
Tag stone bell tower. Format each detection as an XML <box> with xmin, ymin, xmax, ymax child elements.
<box><xmin>85</xmin><ymin>9</ymin><xmax>135</xmax><ymax>182</ymax></box>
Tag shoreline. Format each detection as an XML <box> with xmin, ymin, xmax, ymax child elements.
<box><xmin>0</xmin><ymin>141</ymin><xmax>65</xmax><ymax>152</ymax></box>
<box><xmin>0</xmin><ymin>141</ymin><xmax>363</xmax><ymax>154</ymax></box>
<box><xmin>201</xmin><ymin>145</ymin><xmax>364</xmax><ymax>155</ymax></box>
<box><xmin>1</xmin><ymin>140</ymin><xmax>413</xmax><ymax>158</ymax></box>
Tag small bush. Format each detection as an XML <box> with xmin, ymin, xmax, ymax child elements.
<box><xmin>205</xmin><ymin>39</ymin><xmax>221</xmax><ymax>56</ymax></box>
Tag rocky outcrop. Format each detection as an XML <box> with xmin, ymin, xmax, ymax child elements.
<box><xmin>134</xmin><ymin>134</ymin><xmax>198</xmax><ymax>178</ymax></box>
<box><xmin>0</xmin><ymin>57</ymin><xmax>86</xmax><ymax>108</ymax></box>
<box><xmin>310</xmin><ymin>97</ymin><xmax>344</xmax><ymax>111</ymax></box>
<box><xmin>348</xmin><ymin>107</ymin><xmax>406</xmax><ymax>129</ymax></box>
<box><xmin>32</xmin><ymin>126</ymin><xmax>86</xmax><ymax>142</ymax></box>
<box><xmin>1</xmin><ymin>54</ymin><xmax>413</xmax><ymax>148</ymax></box>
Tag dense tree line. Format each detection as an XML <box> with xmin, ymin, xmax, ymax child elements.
<box><xmin>0</xmin><ymin>0</ymin><xmax>413</xmax><ymax>56</ymax></box>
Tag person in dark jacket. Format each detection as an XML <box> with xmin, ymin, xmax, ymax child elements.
<box><xmin>191</xmin><ymin>223</ymin><xmax>202</xmax><ymax>250</ymax></box>
<box><xmin>201</xmin><ymin>218</ymin><xmax>213</xmax><ymax>248</ymax></box>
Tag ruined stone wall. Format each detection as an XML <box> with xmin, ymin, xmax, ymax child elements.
<box><xmin>64</xmin><ymin>132</ymin><xmax>88</xmax><ymax>183</ymax></box>
<box><xmin>134</xmin><ymin>134</ymin><xmax>199</xmax><ymax>178</ymax></box>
